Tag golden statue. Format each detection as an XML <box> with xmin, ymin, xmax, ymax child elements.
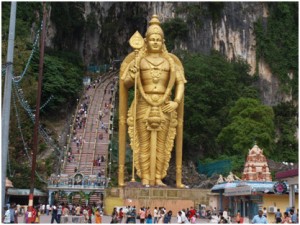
<box><xmin>118</xmin><ymin>15</ymin><xmax>186</xmax><ymax>188</ymax></box>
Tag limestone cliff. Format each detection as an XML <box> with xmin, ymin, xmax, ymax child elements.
<box><xmin>46</xmin><ymin>2</ymin><xmax>293</xmax><ymax>105</ymax></box>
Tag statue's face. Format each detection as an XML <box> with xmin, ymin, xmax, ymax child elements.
<box><xmin>147</xmin><ymin>34</ymin><xmax>163</xmax><ymax>53</ymax></box>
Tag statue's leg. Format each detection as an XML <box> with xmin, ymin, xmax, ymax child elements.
<box><xmin>155</xmin><ymin>119</ymin><xmax>170</xmax><ymax>186</ymax></box>
<box><xmin>137</xmin><ymin>119</ymin><xmax>151</xmax><ymax>185</ymax></box>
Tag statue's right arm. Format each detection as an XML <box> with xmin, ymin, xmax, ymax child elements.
<box><xmin>123</xmin><ymin>61</ymin><xmax>137</xmax><ymax>89</ymax></box>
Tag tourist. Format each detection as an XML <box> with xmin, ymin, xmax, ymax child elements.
<box><xmin>235</xmin><ymin>210</ymin><xmax>241</xmax><ymax>223</ymax></box>
<box><xmin>158</xmin><ymin>209</ymin><xmax>165</xmax><ymax>224</ymax></box>
<box><xmin>13</xmin><ymin>204</ymin><xmax>18</xmax><ymax>223</ymax></box>
<box><xmin>281</xmin><ymin>212</ymin><xmax>292</xmax><ymax>223</ymax></box>
<box><xmin>290</xmin><ymin>209</ymin><xmax>297</xmax><ymax>223</ymax></box>
<box><xmin>263</xmin><ymin>207</ymin><xmax>267</xmax><ymax>218</ymax></box>
<box><xmin>252</xmin><ymin>210</ymin><xmax>268</xmax><ymax>224</ymax></box>
<box><xmin>51</xmin><ymin>204</ymin><xmax>59</xmax><ymax>223</ymax></box>
<box><xmin>3</xmin><ymin>206</ymin><xmax>11</xmax><ymax>224</ymax></box>
<box><xmin>163</xmin><ymin>210</ymin><xmax>172</xmax><ymax>223</ymax></box>
<box><xmin>74</xmin><ymin>204</ymin><xmax>79</xmax><ymax>216</ymax></box>
<box><xmin>177</xmin><ymin>211</ymin><xmax>183</xmax><ymax>224</ymax></box>
<box><xmin>111</xmin><ymin>207</ymin><xmax>118</xmax><ymax>223</ymax></box>
<box><xmin>213</xmin><ymin>207</ymin><xmax>217</xmax><ymax>216</ymax></box>
<box><xmin>218</xmin><ymin>216</ymin><xmax>228</xmax><ymax>224</ymax></box>
<box><xmin>57</xmin><ymin>205</ymin><xmax>62</xmax><ymax>223</ymax></box>
<box><xmin>46</xmin><ymin>203</ymin><xmax>50</xmax><ymax>215</ymax></box>
<box><xmin>146</xmin><ymin>213</ymin><xmax>153</xmax><ymax>224</ymax></box>
<box><xmin>139</xmin><ymin>208</ymin><xmax>146</xmax><ymax>223</ymax></box>
<box><xmin>24</xmin><ymin>209</ymin><xmax>29</xmax><ymax>223</ymax></box>
<box><xmin>8</xmin><ymin>203</ymin><xmax>15</xmax><ymax>223</ymax></box>
<box><xmin>95</xmin><ymin>208</ymin><xmax>102</xmax><ymax>224</ymax></box>
<box><xmin>181</xmin><ymin>211</ymin><xmax>190</xmax><ymax>224</ymax></box>
<box><xmin>62</xmin><ymin>206</ymin><xmax>69</xmax><ymax>223</ymax></box>
<box><xmin>35</xmin><ymin>206</ymin><xmax>41</xmax><ymax>223</ymax></box>
<box><xmin>222</xmin><ymin>208</ymin><xmax>228</xmax><ymax>221</ymax></box>
<box><xmin>275</xmin><ymin>208</ymin><xmax>282</xmax><ymax>223</ymax></box>
<box><xmin>31</xmin><ymin>207</ymin><xmax>37</xmax><ymax>224</ymax></box>
<box><xmin>188</xmin><ymin>207</ymin><xmax>196</xmax><ymax>222</ymax></box>
<box><xmin>145</xmin><ymin>207</ymin><xmax>150</xmax><ymax>218</ymax></box>
<box><xmin>153</xmin><ymin>207</ymin><xmax>158</xmax><ymax>223</ymax></box>
<box><xmin>190</xmin><ymin>215</ymin><xmax>196</xmax><ymax>224</ymax></box>
<box><xmin>83</xmin><ymin>206</ymin><xmax>89</xmax><ymax>223</ymax></box>
<box><xmin>118</xmin><ymin>208</ymin><xmax>124</xmax><ymax>223</ymax></box>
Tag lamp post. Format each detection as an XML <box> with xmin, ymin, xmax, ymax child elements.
<box><xmin>27</xmin><ymin>3</ymin><xmax>46</xmax><ymax>223</ymax></box>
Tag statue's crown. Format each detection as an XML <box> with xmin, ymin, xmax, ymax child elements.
<box><xmin>146</xmin><ymin>15</ymin><xmax>164</xmax><ymax>38</ymax></box>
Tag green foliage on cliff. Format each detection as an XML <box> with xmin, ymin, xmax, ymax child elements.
<box><xmin>182</xmin><ymin>51</ymin><xmax>259</xmax><ymax>160</ymax></box>
<box><xmin>41</xmin><ymin>51</ymin><xmax>84</xmax><ymax>114</ymax></box>
<box><xmin>217</xmin><ymin>98</ymin><xmax>275</xmax><ymax>157</ymax></box>
<box><xmin>254</xmin><ymin>2</ymin><xmax>298</xmax><ymax>97</ymax></box>
<box><xmin>161</xmin><ymin>18</ymin><xmax>188</xmax><ymax>51</ymax></box>
<box><xmin>273</xmin><ymin>102</ymin><xmax>298</xmax><ymax>162</ymax></box>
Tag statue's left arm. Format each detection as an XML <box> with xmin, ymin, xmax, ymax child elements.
<box><xmin>162</xmin><ymin>57</ymin><xmax>187</xmax><ymax>113</ymax></box>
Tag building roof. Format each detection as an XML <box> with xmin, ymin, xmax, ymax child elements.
<box><xmin>7</xmin><ymin>188</ymin><xmax>47</xmax><ymax>197</ymax></box>
<box><xmin>6</xmin><ymin>177</ymin><xmax>13</xmax><ymax>188</ymax></box>
<box><xmin>211</xmin><ymin>180</ymin><xmax>276</xmax><ymax>193</ymax></box>
<box><xmin>275</xmin><ymin>169</ymin><xmax>298</xmax><ymax>179</ymax></box>
<box><xmin>211</xmin><ymin>180</ymin><xmax>298</xmax><ymax>194</ymax></box>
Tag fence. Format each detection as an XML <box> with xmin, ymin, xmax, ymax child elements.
<box><xmin>198</xmin><ymin>160</ymin><xmax>231</xmax><ymax>177</ymax></box>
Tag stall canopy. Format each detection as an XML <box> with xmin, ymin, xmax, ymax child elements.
<box><xmin>7</xmin><ymin>188</ymin><xmax>47</xmax><ymax>196</ymax></box>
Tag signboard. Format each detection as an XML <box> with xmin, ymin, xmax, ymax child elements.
<box><xmin>273</xmin><ymin>181</ymin><xmax>288</xmax><ymax>194</ymax></box>
<box><xmin>224</xmin><ymin>186</ymin><xmax>252</xmax><ymax>196</ymax></box>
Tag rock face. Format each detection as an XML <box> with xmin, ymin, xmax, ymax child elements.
<box><xmin>45</xmin><ymin>2</ymin><xmax>291</xmax><ymax>105</ymax></box>
<box><xmin>164</xmin><ymin>159</ymin><xmax>218</xmax><ymax>189</ymax></box>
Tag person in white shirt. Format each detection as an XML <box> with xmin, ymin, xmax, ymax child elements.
<box><xmin>153</xmin><ymin>207</ymin><xmax>158</xmax><ymax>223</ymax></box>
<box><xmin>177</xmin><ymin>211</ymin><xmax>183</xmax><ymax>224</ymax></box>
<box><xmin>3</xmin><ymin>206</ymin><xmax>11</xmax><ymax>224</ymax></box>
<box><xmin>46</xmin><ymin>204</ymin><xmax>50</xmax><ymax>215</ymax></box>
<box><xmin>223</xmin><ymin>208</ymin><xmax>228</xmax><ymax>220</ymax></box>
<box><xmin>181</xmin><ymin>211</ymin><xmax>190</xmax><ymax>224</ymax></box>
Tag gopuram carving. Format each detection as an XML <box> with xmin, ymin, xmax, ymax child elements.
<box><xmin>118</xmin><ymin>15</ymin><xmax>186</xmax><ymax>188</ymax></box>
<box><xmin>242</xmin><ymin>144</ymin><xmax>272</xmax><ymax>181</ymax></box>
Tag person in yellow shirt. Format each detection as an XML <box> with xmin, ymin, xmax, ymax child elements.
<box><xmin>95</xmin><ymin>208</ymin><xmax>102</xmax><ymax>224</ymax></box>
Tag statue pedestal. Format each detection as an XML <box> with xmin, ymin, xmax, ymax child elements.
<box><xmin>104</xmin><ymin>186</ymin><xmax>211</xmax><ymax>215</ymax></box>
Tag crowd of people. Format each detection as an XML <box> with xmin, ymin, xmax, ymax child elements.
<box><xmin>251</xmin><ymin>207</ymin><xmax>298</xmax><ymax>224</ymax></box>
<box><xmin>3</xmin><ymin>201</ymin><xmax>104</xmax><ymax>224</ymax></box>
<box><xmin>109</xmin><ymin>206</ymin><xmax>198</xmax><ymax>224</ymax></box>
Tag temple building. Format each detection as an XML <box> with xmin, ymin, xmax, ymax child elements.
<box><xmin>211</xmin><ymin>144</ymin><xmax>298</xmax><ymax>223</ymax></box>
<box><xmin>242</xmin><ymin>144</ymin><xmax>272</xmax><ymax>181</ymax></box>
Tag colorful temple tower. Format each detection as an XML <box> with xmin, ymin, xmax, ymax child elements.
<box><xmin>242</xmin><ymin>144</ymin><xmax>272</xmax><ymax>181</ymax></box>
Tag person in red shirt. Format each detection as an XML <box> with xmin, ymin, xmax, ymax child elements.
<box><xmin>31</xmin><ymin>207</ymin><xmax>37</xmax><ymax>224</ymax></box>
<box><xmin>118</xmin><ymin>208</ymin><xmax>124</xmax><ymax>223</ymax></box>
<box><xmin>188</xmin><ymin>207</ymin><xmax>196</xmax><ymax>221</ymax></box>
<box><xmin>88</xmin><ymin>206</ymin><xmax>92</xmax><ymax>223</ymax></box>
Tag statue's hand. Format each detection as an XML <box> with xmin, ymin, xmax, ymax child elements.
<box><xmin>162</xmin><ymin>101</ymin><xmax>178</xmax><ymax>113</ymax></box>
<box><xmin>129</xmin><ymin>65</ymin><xmax>139</xmax><ymax>79</ymax></box>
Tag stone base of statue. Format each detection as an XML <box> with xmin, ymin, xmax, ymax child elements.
<box><xmin>103</xmin><ymin>186</ymin><xmax>211</xmax><ymax>215</ymax></box>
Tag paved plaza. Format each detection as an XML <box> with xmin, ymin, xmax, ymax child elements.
<box><xmin>17</xmin><ymin>213</ymin><xmax>211</xmax><ymax>224</ymax></box>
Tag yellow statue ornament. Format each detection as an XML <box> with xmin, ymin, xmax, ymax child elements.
<box><xmin>118</xmin><ymin>15</ymin><xmax>187</xmax><ymax>188</ymax></box>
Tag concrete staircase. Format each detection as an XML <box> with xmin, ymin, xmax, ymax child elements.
<box><xmin>62</xmin><ymin>71</ymin><xmax>118</xmax><ymax>179</ymax></box>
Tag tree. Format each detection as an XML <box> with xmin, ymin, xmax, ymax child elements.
<box><xmin>181</xmin><ymin>51</ymin><xmax>258</xmax><ymax>159</ymax></box>
<box><xmin>41</xmin><ymin>54</ymin><xmax>83</xmax><ymax>114</ymax></box>
<box><xmin>273</xmin><ymin>102</ymin><xmax>298</xmax><ymax>162</ymax></box>
<box><xmin>217</xmin><ymin>98</ymin><xmax>275</xmax><ymax>157</ymax></box>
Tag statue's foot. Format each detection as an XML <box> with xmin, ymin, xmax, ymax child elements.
<box><xmin>142</xmin><ymin>179</ymin><xmax>149</xmax><ymax>186</ymax></box>
<box><xmin>155</xmin><ymin>179</ymin><xmax>167</xmax><ymax>187</ymax></box>
<box><xmin>176</xmin><ymin>183</ymin><xmax>185</xmax><ymax>188</ymax></box>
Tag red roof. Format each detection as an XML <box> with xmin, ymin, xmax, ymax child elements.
<box><xmin>275</xmin><ymin>169</ymin><xmax>298</xmax><ymax>179</ymax></box>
